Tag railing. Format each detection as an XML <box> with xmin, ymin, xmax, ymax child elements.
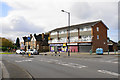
<box><xmin>48</xmin><ymin>39</ymin><xmax>92</xmax><ymax>43</ymax></box>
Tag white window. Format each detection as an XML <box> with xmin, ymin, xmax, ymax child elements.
<box><xmin>70</xmin><ymin>29</ymin><xmax>77</xmax><ymax>33</ymax></box>
<box><xmin>97</xmin><ymin>35</ymin><xmax>99</xmax><ymax>39</ymax></box>
<box><xmin>97</xmin><ymin>27</ymin><xmax>99</xmax><ymax>31</ymax></box>
<box><xmin>51</xmin><ymin>32</ymin><xmax>57</xmax><ymax>35</ymax></box>
<box><xmin>80</xmin><ymin>28</ymin><xmax>83</xmax><ymax>31</ymax></box>
<box><xmin>104</xmin><ymin>42</ymin><xmax>106</xmax><ymax>44</ymax></box>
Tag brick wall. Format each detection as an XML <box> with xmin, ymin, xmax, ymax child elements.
<box><xmin>92</xmin><ymin>21</ymin><xmax>108</xmax><ymax>52</ymax></box>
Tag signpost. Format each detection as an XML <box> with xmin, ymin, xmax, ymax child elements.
<box><xmin>28</xmin><ymin>37</ymin><xmax>31</xmax><ymax>49</ymax></box>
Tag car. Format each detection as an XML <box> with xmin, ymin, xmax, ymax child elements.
<box><xmin>26</xmin><ymin>49</ymin><xmax>39</xmax><ymax>55</ymax></box>
<box><xmin>16</xmin><ymin>49</ymin><xmax>25</xmax><ymax>54</ymax></box>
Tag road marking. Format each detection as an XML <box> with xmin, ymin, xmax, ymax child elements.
<box><xmin>113</xmin><ymin>62</ymin><xmax>118</xmax><ymax>63</ymax></box>
<box><xmin>15</xmin><ymin>61</ymin><xmax>23</xmax><ymax>63</ymax></box>
<box><xmin>0</xmin><ymin>61</ymin><xmax>1</xmax><ymax>64</ymax></box>
<box><xmin>15</xmin><ymin>59</ymin><xmax>32</xmax><ymax>63</ymax></box>
<box><xmin>81</xmin><ymin>58</ymin><xmax>118</xmax><ymax>64</ymax></box>
<box><xmin>2</xmin><ymin>62</ymin><xmax>10</xmax><ymax>78</ymax></box>
<box><xmin>38</xmin><ymin>58</ymin><xmax>87</xmax><ymax>69</ymax></box>
<box><xmin>98</xmin><ymin>70</ymin><xmax>120</xmax><ymax>76</ymax></box>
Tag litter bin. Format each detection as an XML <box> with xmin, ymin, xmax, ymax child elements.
<box><xmin>96</xmin><ymin>48</ymin><xmax>103</xmax><ymax>55</ymax></box>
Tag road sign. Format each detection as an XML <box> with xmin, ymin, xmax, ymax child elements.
<box><xmin>28</xmin><ymin>37</ymin><xmax>31</xmax><ymax>41</ymax></box>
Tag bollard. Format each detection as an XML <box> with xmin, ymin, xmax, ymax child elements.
<box><xmin>55</xmin><ymin>52</ymin><xmax>57</xmax><ymax>56</ymax></box>
<box><xmin>28</xmin><ymin>53</ymin><xmax>31</xmax><ymax>57</ymax></box>
<box><xmin>59</xmin><ymin>52</ymin><xmax>60</xmax><ymax>56</ymax></box>
<box><xmin>114</xmin><ymin>49</ymin><xmax>116</xmax><ymax>54</ymax></box>
<box><xmin>90</xmin><ymin>50</ymin><xmax>92</xmax><ymax>55</ymax></box>
<box><xmin>22</xmin><ymin>52</ymin><xmax>25</xmax><ymax>56</ymax></box>
<box><xmin>108</xmin><ymin>50</ymin><xmax>109</xmax><ymax>55</ymax></box>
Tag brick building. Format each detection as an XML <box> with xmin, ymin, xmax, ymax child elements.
<box><xmin>22</xmin><ymin>33</ymin><xmax>49</xmax><ymax>52</ymax></box>
<box><xmin>22</xmin><ymin>34</ymin><xmax>36</xmax><ymax>51</ymax></box>
<box><xmin>34</xmin><ymin>33</ymin><xmax>49</xmax><ymax>52</ymax></box>
<box><xmin>107</xmin><ymin>38</ymin><xmax>118</xmax><ymax>52</ymax></box>
<box><xmin>48</xmin><ymin>20</ymin><xmax>109</xmax><ymax>52</ymax></box>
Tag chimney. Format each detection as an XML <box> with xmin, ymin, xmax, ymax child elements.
<box><xmin>42</xmin><ymin>33</ymin><xmax>44</xmax><ymax>41</ymax></box>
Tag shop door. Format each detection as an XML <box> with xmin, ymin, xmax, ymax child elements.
<box><xmin>79</xmin><ymin>45</ymin><xmax>91</xmax><ymax>52</ymax></box>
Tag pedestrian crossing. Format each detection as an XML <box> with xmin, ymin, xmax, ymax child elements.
<box><xmin>38</xmin><ymin>58</ymin><xmax>87</xmax><ymax>69</ymax></box>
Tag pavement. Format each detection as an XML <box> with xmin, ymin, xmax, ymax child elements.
<box><xmin>39</xmin><ymin>51</ymin><xmax>120</xmax><ymax>58</ymax></box>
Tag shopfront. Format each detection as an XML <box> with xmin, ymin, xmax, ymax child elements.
<box><xmin>78</xmin><ymin>43</ymin><xmax>92</xmax><ymax>52</ymax></box>
<box><xmin>50</xmin><ymin>44</ymin><xmax>67</xmax><ymax>52</ymax></box>
<box><xmin>67</xmin><ymin>43</ymin><xmax>78</xmax><ymax>52</ymax></box>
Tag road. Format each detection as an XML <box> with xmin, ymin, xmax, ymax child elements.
<box><xmin>1</xmin><ymin>53</ymin><xmax>119</xmax><ymax>79</ymax></box>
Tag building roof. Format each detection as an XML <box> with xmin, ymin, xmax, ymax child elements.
<box><xmin>49</xmin><ymin>20</ymin><xmax>109</xmax><ymax>33</ymax></box>
<box><xmin>34</xmin><ymin>34</ymin><xmax>42</xmax><ymax>41</ymax></box>
<box><xmin>107</xmin><ymin>38</ymin><xmax>118</xmax><ymax>45</ymax></box>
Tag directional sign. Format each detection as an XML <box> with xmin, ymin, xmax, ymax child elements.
<box><xmin>28</xmin><ymin>37</ymin><xmax>30</xmax><ymax>40</ymax></box>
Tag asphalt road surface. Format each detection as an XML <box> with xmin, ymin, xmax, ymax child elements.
<box><xmin>1</xmin><ymin>53</ymin><xmax>119</xmax><ymax>79</ymax></box>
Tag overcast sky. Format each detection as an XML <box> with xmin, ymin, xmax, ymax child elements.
<box><xmin>0</xmin><ymin>0</ymin><xmax>119</xmax><ymax>42</ymax></box>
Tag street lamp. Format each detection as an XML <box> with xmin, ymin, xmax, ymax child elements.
<box><xmin>61</xmin><ymin>10</ymin><xmax>70</xmax><ymax>56</ymax></box>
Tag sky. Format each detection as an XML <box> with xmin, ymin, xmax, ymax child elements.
<box><xmin>0</xmin><ymin>0</ymin><xmax>119</xmax><ymax>42</ymax></box>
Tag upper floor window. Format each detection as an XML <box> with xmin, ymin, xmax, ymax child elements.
<box><xmin>97</xmin><ymin>35</ymin><xmax>99</xmax><ymax>39</ymax></box>
<box><xmin>70</xmin><ymin>29</ymin><xmax>77</xmax><ymax>33</ymax></box>
<box><xmin>86</xmin><ymin>27</ymin><xmax>91</xmax><ymax>31</ymax></box>
<box><xmin>97</xmin><ymin>27</ymin><xmax>99</xmax><ymax>31</ymax></box>
<box><xmin>80</xmin><ymin>28</ymin><xmax>83</xmax><ymax>31</ymax></box>
<box><xmin>51</xmin><ymin>32</ymin><xmax>57</xmax><ymax>35</ymax></box>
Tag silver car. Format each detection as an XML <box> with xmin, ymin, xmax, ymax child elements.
<box><xmin>26</xmin><ymin>49</ymin><xmax>39</xmax><ymax>55</ymax></box>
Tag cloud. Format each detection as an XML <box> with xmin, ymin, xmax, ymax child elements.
<box><xmin>1</xmin><ymin>15</ymin><xmax>44</xmax><ymax>33</ymax></box>
<box><xmin>0</xmin><ymin>0</ymin><xmax>119</xmax><ymax>42</ymax></box>
<box><xmin>70</xmin><ymin>2</ymin><xmax>118</xmax><ymax>41</ymax></box>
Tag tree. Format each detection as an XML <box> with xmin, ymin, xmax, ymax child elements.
<box><xmin>16</xmin><ymin>37</ymin><xmax>20</xmax><ymax>49</ymax></box>
<box><xmin>118</xmin><ymin>40</ymin><xmax>120</xmax><ymax>44</ymax></box>
<box><xmin>0</xmin><ymin>37</ymin><xmax>14</xmax><ymax>51</ymax></box>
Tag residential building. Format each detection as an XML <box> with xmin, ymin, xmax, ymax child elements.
<box><xmin>22</xmin><ymin>34</ymin><xmax>36</xmax><ymax>51</ymax></box>
<box><xmin>34</xmin><ymin>33</ymin><xmax>49</xmax><ymax>52</ymax></box>
<box><xmin>20</xmin><ymin>42</ymin><xmax>24</xmax><ymax>49</ymax></box>
<box><xmin>107</xmin><ymin>38</ymin><xmax>118</xmax><ymax>51</ymax></box>
<box><xmin>48</xmin><ymin>20</ymin><xmax>109</xmax><ymax>52</ymax></box>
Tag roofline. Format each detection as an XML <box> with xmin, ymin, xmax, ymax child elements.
<box><xmin>48</xmin><ymin>20</ymin><xmax>109</xmax><ymax>33</ymax></box>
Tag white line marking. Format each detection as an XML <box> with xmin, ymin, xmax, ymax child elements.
<box><xmin>15</xmin><ymin>59</ymin><xmax>32</xmax><ymax>63</ymax></box>
<box><xmin>98</xmin><ymin>70</ymin><xmax>120</xmax><ymax>76</ymax></box>
<box><xmin>2</xmin><ymin>62</ymin><xmax>10</xmax><ymax>78</ymax></box>
<box><xmin>0</xmin><ymin>61</ymin><xmax>1</xmax><ymax>65</ymax></box>
<box><xmin>113</xmin><ymin>62</ymin><xmax>118</xmax><ymax>63</ymax></box>
<box><xmin>38</xmin><ymin>58</ymin><xmax>87</xmax><ymax>69</ymax></box>
<box><xmin>15</xmin><ymin>60</ymin><xmax>23</xmax><ymax>62</ymax></box>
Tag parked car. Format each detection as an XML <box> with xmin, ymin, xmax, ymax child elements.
<box><xmin>16</xmin><ymin>49</ymin><xmax>25</xmax><ymax>54</ymax></box>
<box><xmin>26</xmin><ymin>49</ymin><xmax>39</xmax><ymax>55</ymax></box>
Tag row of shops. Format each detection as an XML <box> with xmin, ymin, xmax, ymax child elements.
<box><xmin>50</xmin><ymin>43</ymin><xmax>92</xmax><ymax>52</ymax></box>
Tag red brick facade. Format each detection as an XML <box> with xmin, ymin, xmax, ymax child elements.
<box><xmin>92</xmin><ymin>21</ymin><xmax>108</xmax><ymax>52</ymax></box>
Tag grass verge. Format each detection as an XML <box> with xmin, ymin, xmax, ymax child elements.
<box><xmin>0</xmin><ymin>52</ymin><xmax>15</xmax><ymax>54</ymax></box>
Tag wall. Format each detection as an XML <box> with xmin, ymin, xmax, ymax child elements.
<box><xmin>92</xmin><ymin>21</ymin><xmax>108</xmax><ymax>52</ymax></box>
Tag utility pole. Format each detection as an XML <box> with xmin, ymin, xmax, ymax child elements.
<box><xmin>61</xmin><ymin>10</ymin><xmax>70</xmax><ymax>56</ymax></box>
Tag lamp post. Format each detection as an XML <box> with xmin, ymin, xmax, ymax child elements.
<box><xmin>61</xmin><ymin>10</ymin><xmax>70</xmax><ymax>56</ymax></box>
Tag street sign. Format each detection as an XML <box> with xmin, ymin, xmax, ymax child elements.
<box><xmin>28</xmin><ymin>37</ymin><xmax>31</xmax><ymax>41</ymax></box>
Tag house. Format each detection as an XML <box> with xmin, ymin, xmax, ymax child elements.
<box><xmin>20</xmin><ymin>42</ymin><xmax>24</xmax><ymax>49</ymax></box>
<box><xmin>48</xmin><ymin>20</ymin><xmax>109</xmax><ymax>52</ymax></box>
<box><xmin>34</xmin><ymin>33</ymin><xmax>49</xmax><ymax>52</ymax></box>
<box><xmin>107</xmin><ymin>38</ymin><xmax>118</xmax><ymax>52</ymax></box>
<box><xmin>22</xmin><ymin>34</ymin><xmax>36</xmax><ymax>51</ymax></box>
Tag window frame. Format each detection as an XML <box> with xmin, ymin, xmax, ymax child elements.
<box><xmin>97</xmin><ymin>27</ymin><xmax>99</xmax><ymax>31</ymax></box>
<box><xmin>97</xmin><ymin>35</ymin><xmax>99</xmax><ymax>39</ymax></box>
